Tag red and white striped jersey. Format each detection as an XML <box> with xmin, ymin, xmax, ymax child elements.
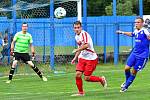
<box><xmin>75</xmin><ymin>30</ymin><xmax>97</xmax><ymax>60</ymax></box>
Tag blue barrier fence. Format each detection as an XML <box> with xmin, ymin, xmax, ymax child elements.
<box><xmin>0</xmin><ymin>16</ymin><xmax>136</xmax><ymax>46</ymax></box>
<box><xmin>0</xmin><ymin>0</ymin><xmax>143</xmax><ymax>69</ymax></box>
<box><xmin>0</xmin><ymin>16</ymin><xmax>136</xmax><ymax>66</ymax></box>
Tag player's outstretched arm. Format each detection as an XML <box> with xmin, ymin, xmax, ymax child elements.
<box><xmin>30</xmin><ymin>43</ymin><xmax>35</xmax><ymax>54</ymax></box>
<box><xmin>116</xmin><ymin>30</ymin><xmax>132</xmax><ymax>36</ymax></box>
<box><xmin>10</xmin><ymin>40</ymin><xmax>15</xmax><ymax>50</ymax></box>
<box><xmin>72</xmin><ymin>43</ymin><xmax>89</xmax><ymax>53</ymax></box>
<box><xmin>147</xmin><ymin>35</ymin><xmax>150</xmax><ymax>40</ymax></box>
<box><xmin>71</xmin><ymin>43</ymin><xmax>89</xmax><ymax>64</ymax></box>
<box><xmin>30</xmin><ymin>43</ymin><xmax>35</xmax><ymax>60</ymax></box>
<box><xmin>71</xmin><ymin>51</ymin><xmax>80</xmax><ymax>64</ymax></box>
<box><xmin>144</xmin><ymin>29</ymin><xmax>150</xmax><ymax>40</ymax></box>
<box><xmin>10</xmin><ymin>40</ymin><xmax>15</xmax><ymax>55</ymax></box>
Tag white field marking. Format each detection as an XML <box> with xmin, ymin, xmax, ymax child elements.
<box><xmin>15</xmin><ymin>73</ymin><xmax>36</xmax><ymax>75</ymax></box>
<box><xmin>6</xmin><ymin>98</ymin><xmax>28</xmax><ymax>100</ymax></box>
<box><xmin>2</xmin><ymin>78</ymin><xmax>22</xmax><ymax>82</ymax></box>
<box><xmin>0</xmin><ymin>69</ymin><xmax>123</xmax><ymax>79</ymax></box>
<box><xmin>0</xmin><ymin>87</ymin><xmax>120</xmax><ymax>95</ymax></box>
<box><xmin>1</xmin><ymin>84</ymin><xmax>150</xmax><ymax>99</ymax></box>
<box><xmin>0</xmin><ymin>76</ymin><xmax>8</xmax><ymax>79</ymax></box>
<box><xmin>100</xmin><ymin>70</ymin><xmax>122</xmax><ymax>73</ymax></box>
<box><xmin>2</xmin><ymin>83</ymin><xmax>150</xmax><ymax>96</ymax></box>
<box><xmin>0</xmin><ymin>87</ymin><xmax>125</xmax><ymax>100</ymax></box>
<box><xmin>0</xmin><ymin>74</ymin><xmax>38</xmax><ymax>79</ymax></box>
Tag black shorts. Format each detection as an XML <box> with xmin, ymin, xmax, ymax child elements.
<box><xmin>14</xmin><ymin>52</ymin><xmax>30</xmax><ymax>63</ymax></box>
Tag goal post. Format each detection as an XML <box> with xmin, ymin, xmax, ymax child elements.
<box><xmin>50</xmin><ymin>0</ymin><xmax>84</xmax><ymax>71</ymax></box>
<box><xmin>0</xmin><ymin>0</ymin><xmax>86</xmax><ymax>75</ymax></box>
<box><xmin>77</xmin><ymin>0</ymin><xmax>82</xmax><ymax>22</ymax></box>
<box><xmin>54</xmin><ymin>0</ymin><xmax>82</xmax><ymax>21</ymax></box>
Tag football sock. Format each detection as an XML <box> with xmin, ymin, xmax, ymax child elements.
<box><xmin>8</xmin><ymin>67</ymin><xmax>15</xmax><ymax>80</ymax></box>
<box><xmin>125</xmin><ymin>74</ymin><xmax>136</xmax><ymax>89</ymax></box>
<box><xmin>76</xmin><ymin>77</ymin><xmax>84</xmax><ymax>94</ymax></box>
<box><xmin>89</xmin><ymin>76</ymin><xmax>102</xmax><ymax>82</ymax></box>
<box><xmin>125</xmin><ymin>70</ymin><xmax>131</xmax><ymax>82</ymax></box>
<box><xmin>31</xmin><ymin>65</ymin><xmax>42</xmax><ymax>78</ymax></box>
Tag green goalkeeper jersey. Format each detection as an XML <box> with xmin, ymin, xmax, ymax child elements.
<box><xmin>14</xmin><ymin>31</ymin><xmax>33</xmax><ymax>53</ymax></box>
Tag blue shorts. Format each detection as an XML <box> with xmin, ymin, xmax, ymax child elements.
<box><xmin>126</xmin><ymin>54</ymin><xmax>148</xmax><ymax>71</ymax></box>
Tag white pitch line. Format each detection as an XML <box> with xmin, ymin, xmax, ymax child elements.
<box><xmin>2</xmin><ymin>84</ymin><xmax>150</xmax><ymax>99</ymax></box>
<box><xmin>0</xmin><ymin>76</ymin><xmax>8</xmax><ymax>79</ymax></box>
<box><xmin>0</xmin><ymin>69</ymin><xmax>123</xmax><ymax>79</ymax></box>
<box><xmin>2</xmin><ymin>78</ymin><xmax>22</xmax><ymax>82</ymax></box>
<box><xmin>0</xmin><ymin>87</ymin><xmax>119</xmax><ymax>95</ymax></box>
<box><xmin>2</xmin><ymin>84</ymin><xmax>150</xmax><ymax>95</ymax></box>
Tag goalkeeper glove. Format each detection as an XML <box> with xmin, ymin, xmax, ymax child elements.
<box><xmin>31</xmin><ymin>52</ymin><xmax>35</xmax><ymax>61</ymax></box>
<box><xmin>10</xmin><ymin>48</ymin><xmax>14</xmax><ymax>56</ymax></box>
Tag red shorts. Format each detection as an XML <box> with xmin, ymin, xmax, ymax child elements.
<box><xmin>76</xmin><ymin>58</ymin><xmax>98</xmax><ymax>76</ymax></box>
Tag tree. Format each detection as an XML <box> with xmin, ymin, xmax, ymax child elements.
<box><xmin>105</xmin><ymin>3</ymin><xmax>113</xmax><ymax>16</ymax></box>
<box><xmin>105</xmin><ymin>0</ymin><xmax>136</xmax><ymax>16</ymax></box>
<box><xmin>87</xmin><ymin>0</ymin><xmax>112</xmax><ymax>16</ymax></box>
<box><xmin>143</xmin><ymin>0</ymin><xmax>150</xmax><ymax>15</ymax></box>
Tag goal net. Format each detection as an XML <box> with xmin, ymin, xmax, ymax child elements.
<box><xmin>0</xmin><ymin>0</ymin><xmax>81</xmax><ymax>76</ymax></box>
<box><xmin>53</xmin><ymin>0</ymin><xmax>81</xmax><ymax>73</ymax></box>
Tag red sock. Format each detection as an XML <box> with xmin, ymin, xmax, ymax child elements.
<box><xmin>76</xmin><ymin>77</ymin><xmax>84</xmax><ymax>94</ymax></box>
<box><xmin>89</xmin><ymin>76</ymin><xmax>103</xmax><ymax>82</ymax></box>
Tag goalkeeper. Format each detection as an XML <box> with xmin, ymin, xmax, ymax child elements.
<box><xmin>6</xmin><ymin>22</ymin><xmax>47</xmax><ymax>83</ymax></box>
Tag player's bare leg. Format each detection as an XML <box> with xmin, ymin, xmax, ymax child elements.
<box><xmin>6</xmin><ymin>60</ymin><xmax>18</xmax><ymax>83</ymax></box>
<box><xmin>27</xmin><ymin>61</ymin><xmax>47</xmax><ymax>81</ymax></box>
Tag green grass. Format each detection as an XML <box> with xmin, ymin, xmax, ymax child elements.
<box><xmin>34</xmin><ymin>46</ymin><xmax>132</xmax><ymax>55</ymax></box>
<box><xmin>0</xmin><ymin>46</ymin><xmax>132</xmax><ymax>55</ymax></box>
<box><xmin>0</xmin><ymin>62</ymin><xmax>150</xmax><ymax>100</ymax></box>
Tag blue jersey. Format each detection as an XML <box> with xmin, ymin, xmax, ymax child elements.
<box><xmin>131</xmin><ymin>27</ymin><xmax>150</xmax><ymax>58</ymax></box>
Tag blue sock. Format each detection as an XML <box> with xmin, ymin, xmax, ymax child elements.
<box><xmin>125</xmin><ymin>71</ymin><xmax>131</xmax><ymax>82</ymax></box>
<box><xmin>125</xmin><ymin>74</ymin><xmax>136</xmax><ymax>89</ymax></box>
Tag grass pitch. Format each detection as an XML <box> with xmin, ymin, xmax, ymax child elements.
<box><xmin>0</xmin><ymin>62</ymin><xmax>150</xmax><ymax>100</ymax></box>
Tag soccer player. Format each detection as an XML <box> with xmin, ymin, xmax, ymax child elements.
<box><xmin>116</xmin><ymin>17</ymin><xmax>150</xmax><ymax>92</ymax></box>
<box><xmin>71</xmin><ymin>21</ymin><xmax>107</xmax><ymax>96</ymax></box>
<box><xmin>6</xmin><ymin>22</ymin><xmax>47</xmax><ymax>83</ymax></box>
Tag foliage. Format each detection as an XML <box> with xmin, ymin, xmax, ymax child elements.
<box><xmin>88</xmin><ymin>0</ymin><xmax>112</xmax><ymax>16</ymax></box>
<box><xmin>0</xmin><ymin>0</ymin><xmax>150</xmax><ymax>18</ymax></box>
<box><xmin>105</xmin><ymin>0</ymin><xmax>137</xmax><ymax>16</ymax></box>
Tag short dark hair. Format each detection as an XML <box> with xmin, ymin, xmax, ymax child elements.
<box><xmin>73</xmin><ymin>21</ymin><xmax>82</xmax><ymax>26</ymax></box>
<box><xmin>136</xmin><ymin>16</ymin><xmax>144</xmax><ymax>23</ymax></box>
<box><xmin>22</xmin><ymin>22</ymin><xmax>28</xmax><ymax>26</ymax></box>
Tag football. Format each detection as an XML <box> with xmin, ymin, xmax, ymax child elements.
<box><xmin>54</xmin><ymin>7</ymin><xmax>66</xmax><ymax>19</ymax></box>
